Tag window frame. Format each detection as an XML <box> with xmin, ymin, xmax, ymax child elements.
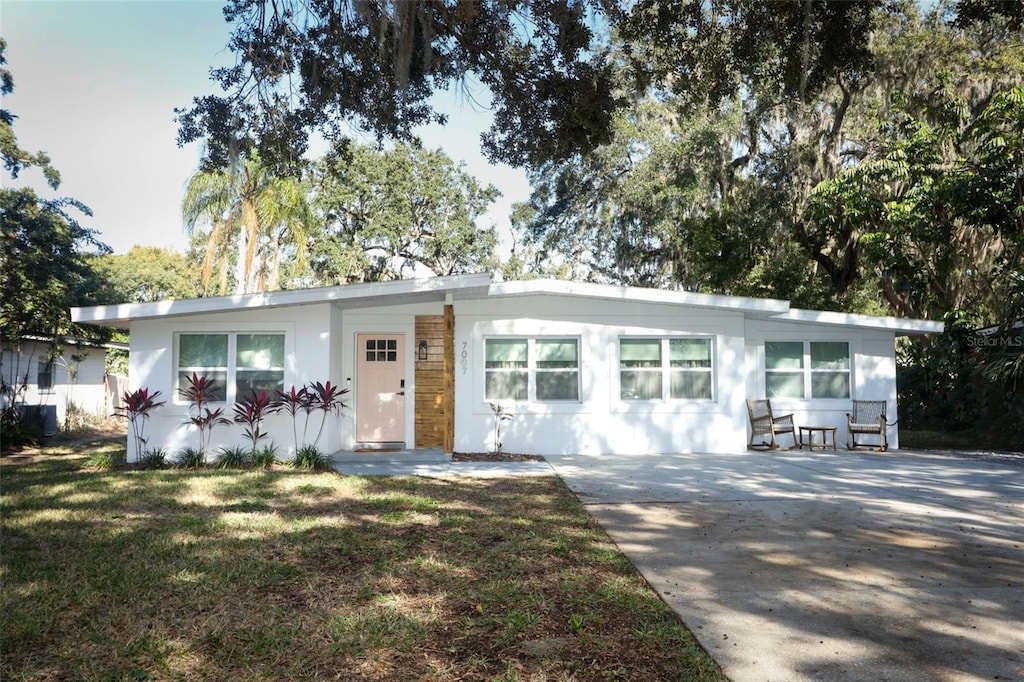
<box><xmin>174</xmin><ymin>331</ymin><xmax>286</xmax><ymax>405</ymax></box>
<box><xmin>764</xmin><ymin>340</ymin><xmax>851</xmax><ymax>400</ymax></box>
<box><xmin>484</xmin><ymin>336</ymin><xmax>581</xmax><ymax>403</ymax></box>
<box><xmin>37</xmin><ymin>360</ymin><xmax>54</xmax><ymax>392</ymax></box>
<box><xmin>618</xmin><ymin>336</ymin><xmax>715</xmax><ymax>402</ymax></box>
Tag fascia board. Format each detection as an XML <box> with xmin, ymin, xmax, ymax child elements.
<box><xmin>71</xmin><ymin>273</ymin><xmax>493</xmax><ymax>328</ymax></box>
<box><xmin>775</xmin><ymin>309</ymin><xmax>946</xmax><ymax>335</ymax></box>
<box><xmin>487</xmin><ymin>279</ymin><xmax>791</xmax><ymax>314</ymax></box>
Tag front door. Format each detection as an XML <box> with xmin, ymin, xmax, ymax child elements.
<box><xmin>356</xmin><ymin>334</ymin><xmax>406</xmax><ymax>443</ymax></box>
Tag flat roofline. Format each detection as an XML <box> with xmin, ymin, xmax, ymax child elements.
<box><xmin>774</xmin><ymin>309</ymin><xmax>945</xmax><ymax>335</ymax></box>
<box><xmin>71</xmin><ymin>275</ymin><xmax>945</xmax><ymax>335</ymax></box>
<box><xmin>71</xmin><ymin>274</ymin><xmax>493</xmax><ymax>329</ymax></box>
<box><xmin>488</xmin><ymin>279</ymin><xmax>792</xmax><ymax>314</ymax></box>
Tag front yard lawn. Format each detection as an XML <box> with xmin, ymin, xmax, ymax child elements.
<box><xmin>0</xmin><ymin>439</ymin><xmax>725</xmax><ymax>681</ymax></box>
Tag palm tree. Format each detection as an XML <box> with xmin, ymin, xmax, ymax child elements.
<box><xmin>182</xmin><ymin>155</ymin><xmax>311</xmax><ymax>295</ymax></box>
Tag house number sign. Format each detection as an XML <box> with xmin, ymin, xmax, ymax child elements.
<box><xmin>461</xmin><ymin>341</ymin><xmax>468</xmax><ymax>374</ymax></box>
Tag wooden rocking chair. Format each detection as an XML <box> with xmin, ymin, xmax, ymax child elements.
<box><xmin>847</xmin><ymin>400</ymin><xmax>888</xmax><ymax>451</ymax></box>
<box><xmin>746</xmin><ymin>399</ymin><xmax>798</xmax><ymax>450</ymax></box>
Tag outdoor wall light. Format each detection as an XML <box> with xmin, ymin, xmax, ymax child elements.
<box><xmin>418</xmin><ymin>340</ymin><xmax>428</xmax><ymax>360</ymax></box>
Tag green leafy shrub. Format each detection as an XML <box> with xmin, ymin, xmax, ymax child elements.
<box><xmin>899</xmin><ymin>315</ymin><xmax>1024</xmax><ymax>449</ymax></box>
<box><xmin>216</xmin><ymin>445</ymin><xmax>251</xmax><ymax>469</ymax></box>
<box><xmin>84</xmin><ymin>452</ymin><xmax>115</xmax><ymax>470</ymax></box>
<box><xmin>0</xmin><ymin>407</ymin><xmax>44</xmax><ymax>450</ymax></box>
<box><xmin>176</xmin><ymin>447</ymin><xmax>206</xmax><ymax>469</ymax></box>
<box><xmin>138</xmin><ymin>448</ymin><xmax>168</xmax><ymax>470</ymax></box>
<box><xmin>292</xmin><ymin>445</ymin><xmax>331</xmax><ymax>471</ymax></box>
<box><xmin>252</xmin><ymin>444</ymin><xmax>279</xmax><ymax>469</ymax></box>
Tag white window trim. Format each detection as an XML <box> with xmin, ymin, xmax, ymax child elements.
<box><xmin>617</xmin><ymin>336</ymin><xmax>716</xmax><ymax>402</ymax></box>
<box><xmin>37</xmin><ymin>359</ymin><xmax>55</xmax><ymax>392</ymax></box>
<box><xmin>483</xmin><ymin>336</ymin><xmax>582</xmax><ymax>404</ymax></box>
<box><xmin>174</xmin><ymin>331</ymin><xmax>287</xmax><ymax>405</ymax></box>
<box><xmin>764</xmin><ymin>340</ymin><xmax>852</xmax><ymax>400</ymax></box>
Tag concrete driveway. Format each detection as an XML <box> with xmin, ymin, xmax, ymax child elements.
<box><xmin>544</xmin><ymin>450</ymin><xmax>1024</xmax><ymax>682</ymax></box>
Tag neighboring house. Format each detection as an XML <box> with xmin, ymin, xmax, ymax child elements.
<box><xmin>70</xmin><ymin>275</ymin><xmax>943</xmax><ymax>460</ymax></box>
<box><xmin>0</xmin><ymin>335</ymin><xmax>128</xmax><ymax>435</ymax></box>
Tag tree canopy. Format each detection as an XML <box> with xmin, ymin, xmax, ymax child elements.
<box><xmin>308</xmin><ymin>143</ymin><xmax>500</xmax><ymax>283</ymax></box>
<box><xmin>179</xmin><ymin>143</ymin><xmax>501</xmax><ymax>291</ymax></box>
<box><xmin>179</xmin><ymin>0</ymin><xmax>943</xmax><ymax>173</ymax></box>
<box><xmin>90</xmin><ymin>246</ymin><xmax>201</xmax><ymax>304</ymax></box>
<box><xmin>183</xmin><ymin>154</ymin><xmax>312</xmax><ymax>295</ymax></box>
<box><xmin>513</xmin><ymin>2</ymin><xmax>1023</xmax><ymax>318</ymax></box>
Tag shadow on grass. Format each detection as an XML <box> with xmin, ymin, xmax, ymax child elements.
<box><xmin>1</xmin><ymin>455</ymin><xmax>725</xmax><ymax>681</ymax></box>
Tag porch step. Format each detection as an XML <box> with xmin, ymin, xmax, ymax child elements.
<box><xmin>331</xmin><ymin>448</ymin><xmax>450</xmax><ymax>464</ymax></box>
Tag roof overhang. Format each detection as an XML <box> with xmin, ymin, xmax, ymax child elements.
<box><xmin>488</xmin><ymin>279</ymin><xmax>791</xmax><ymax>315</ymax></box>
<box><xmin>771</xmin><ymin>309</ymin><xmax>946</xmax><ymax>335</ymax></box>
<box><xmin>7</xmin><ymin>334</ymin><xmax>130</xmax><ymax>351</ymax></box>
<box><xmin>71</xmin><ymin>274</ymin><xmax>945</xmax><ymax>336</ymax></box>
<box><xmin>71</xmin><ymin>273</ymin><xmax>493</xmax><ymax>329</ymax></box>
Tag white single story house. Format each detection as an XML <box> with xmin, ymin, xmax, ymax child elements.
<box><xmin>70</xmin><ymin>275</ymin><xmax>943</xmax><ymax>461</ymax></box>
<box><xmin>0</xmin><ymin>335</ymin><xmax>128</xmax><ymax>435</ymax></box>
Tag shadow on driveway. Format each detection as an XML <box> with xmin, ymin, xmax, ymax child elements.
<box><xmin>545</xmin><ymin>450</ymin><xmax>1024</xmax><ymax>682</ymax></box>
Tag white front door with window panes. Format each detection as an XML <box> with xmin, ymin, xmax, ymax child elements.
<box><xmin>356</xmin><ymin>334</ymin><xmax>406</xmax><ymax>443</ymax></box>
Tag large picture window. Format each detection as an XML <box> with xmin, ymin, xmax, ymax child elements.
<box><xmin>765</xmin><ymin>341</ymin><xmax>850</xmax><ymax>399</ymax></box>
<box><xmin>177</xmin><ymin>332</ymin><xmax>285</xmax><ymax>402</ymax></box>
<box><xmin>620</xmin><ymin>337</ymin><xmax>713</xmax><ymax>401</ymax></box>
<box><xmin>485</xmin><ymin>337</ymin><xmax>579</xmax><ymax>402</ymax></box>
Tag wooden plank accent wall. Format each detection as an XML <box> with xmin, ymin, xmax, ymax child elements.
<box><xmin>443</xmin><ymin>304</ymin><xmax>455</xmax><ymax>453</ymax></box>
<box><xmin>414</xmin><ymin>315</ymin><xmax>446</xmax><ymax>448</ymax></box>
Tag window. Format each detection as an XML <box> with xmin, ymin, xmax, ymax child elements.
<box><xmin>536</xmin><ymin>338</ymin><xmax>579</xmax><ymax>400</ymax></box>
<box><xmin>177</xmin><ymin>332</ymin><xmax>285</xmax><ymax>402</ymax></box>
<box><xmin>485</xmin><ymin>337</ymin><xmax>579</xmax><ymax>402</ymax></box>
<box><xmin>810</xmin><ymin>342</ymin><xmax>851</xmax><ymax>398</ymax></box>
<box><xmin>37</xmin><ymin>360</ymin><xmax>54</xmax><ymax>391</ymax></box>
<box><xmin>235</xmin><ymin>333</ymin><xmax>286</xmax><ymax>396</ymax></box>
<box><xmin>364</xmin><ymin>338</ymin><xmax>398</xmax><ymax>362</ymax></box>
<box><xmin>765</xmin><ymin>341</ymin><xmax>850</xmax><ymax>399</ymax></box>
<box><xmin>620</xmin><ymin>337</ymin><xmax>713</xmax><ymax>401</ymax></box>
<box><xmin>765</xmin><ymin>341</ymin><xmax>804</xmax><ymax>398</ymax></box>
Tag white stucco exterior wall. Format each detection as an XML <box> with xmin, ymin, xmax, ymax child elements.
<box><xmin>744</xmin><ymin>319</ymin><xmax>900</xmax><ymax>448</ymax></box>
<box><xmin>453</xmin><ymin>294</ymin><xmax>750</xmax><ymax>455</ymax></box>
<box><xmin>103</xmin><ymin>278</ymin><xmax>919</xmax><ymax>461</ymax></box>
<box><xmin>126</xmin><ymin>304</ymin><xmax>337</xmax><ymax>461</ymax></box>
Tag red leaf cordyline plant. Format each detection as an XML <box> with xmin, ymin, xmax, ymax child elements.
<box><xmin>113</xmin><ymin>387</ymin><xmax>165</xmax><ymax>462</ymax></box>
<box><xmin>275</xmin><ymin>381</ymin><xmax>349</xmax><ymax>453</ymax></box>
<box><xmin>233</xmin><ymin>389</ymin><xmax>279</xmax><ymax>452</ymax></box>
<box><xmin>307</xmin><ymin>380</ymin><xmax>349</xmax><ymax>449</ymax></box>
<box><xmin>179</xmin><ymin>372</ymin><xmax>230</xmax><ymax>455</ymax></box>
<box><xmin>275</xmin><ymin>385</ymin><xmax>311</xmax><ymax>453</ymax></box>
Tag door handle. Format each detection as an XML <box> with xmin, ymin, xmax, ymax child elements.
<box><xmin>396</xmin><ymin>391</ymin><xmax>405</xmax><ymax>396</ymax></box>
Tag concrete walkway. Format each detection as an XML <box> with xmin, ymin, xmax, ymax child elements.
<box><xmin>545</xmin><ymin>450</ymin><xmax>1024</xmax><ymax>682</ymax></box>
<box><xmin>331</xmin><ymin>450</ymin><xmax>555</xmax><ymax>478</ymax></box>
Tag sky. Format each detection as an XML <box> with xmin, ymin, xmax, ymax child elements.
<box><xmin>1</xmin><ymin>0</ymin><xmax>530</xmax><ymax>256</ymax></box>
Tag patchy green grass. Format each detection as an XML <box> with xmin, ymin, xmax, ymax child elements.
<box><xmin>1</xmin><ymin>444</ymin><xmax>725</xmax><ymax>681</ymax></box>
